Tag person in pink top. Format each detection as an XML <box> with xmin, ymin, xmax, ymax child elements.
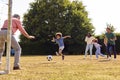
<box><xmin>0</xmin><ymin>14</ymin><xmax>35</xmax><ymax>70</ymax></box>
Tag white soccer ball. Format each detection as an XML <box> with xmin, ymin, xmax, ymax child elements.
<box><xmin>47</xmin><ymin>55</ymin><xmax>53</xmax><ymax>61</ymax></box>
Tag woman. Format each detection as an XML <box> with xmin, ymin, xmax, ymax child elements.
<box><xmin>84</xmin><ymin>33</ymin><xmax>95</xmax><ymax>59</ymax></box>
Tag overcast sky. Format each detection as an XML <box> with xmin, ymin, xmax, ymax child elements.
<box><xmin>0</xmin><ymin>0</ymin><xmax>120</xmax><ymax>41</ymax></box>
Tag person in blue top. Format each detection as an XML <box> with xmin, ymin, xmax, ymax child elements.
<box><xmin>52</xmin><ymin>32</ymin><xmax>71</xmax><ymax>60</ymax></box>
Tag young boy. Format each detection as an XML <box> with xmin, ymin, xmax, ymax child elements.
<box><xmin>93</xmin><ymin>39</ymin><xmax>105</xmax><ymax>59</ymax></box>
<box><xmin>52</xmin><ymin>32</ymin><xmax>71</xmax><ymax>60</ymax></box>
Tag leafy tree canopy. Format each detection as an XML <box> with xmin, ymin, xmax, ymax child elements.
<box><xmin>20</xmin><ymin>0</ymin><xmax>94</xmax><ymax>45</ymax></box>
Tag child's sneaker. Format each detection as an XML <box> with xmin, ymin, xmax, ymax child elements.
<box><xmin>56</xmin><ymin>52</ymin><xmax>59</xmax><ymax>56</ymax></box>
<box><xmin>96</xmin><ymin>58</ymin><xmax>98</xmax><ymax>60</ymax></box>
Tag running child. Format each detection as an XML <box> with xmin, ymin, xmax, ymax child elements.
<box><xmin>93</xmin><ymin>39</ymin><xmax>105</xmax><ymax>59</ymax></box>
<box><xmin>52</xmin><ymin>32</ymin><xmax>71</xmax><ymax>60</ymax></box>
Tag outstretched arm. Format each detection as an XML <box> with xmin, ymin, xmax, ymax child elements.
<box><xmin>63</xmin><ymin>35</ymin><xmax>71</xmax><ymax>39</ymax></box>
<box><xmin>51</xmin><ymin>37</ymin><xmax>56</xmax><ymax>42</ymax></box>
<box><xmin>16</xmin><ymin>20</ymin><xmax>35</xmax><ymax>39</ymax></box>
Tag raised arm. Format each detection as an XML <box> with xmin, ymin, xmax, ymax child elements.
<box><xmin>51</xmin><ymin>37</ymin><xmax>56</xmax><ymax>42</ymax></box>
<box><xmin>63</xmin><ymin>35</ymin><xmax>71</xmax><ymax>39</ymax></box>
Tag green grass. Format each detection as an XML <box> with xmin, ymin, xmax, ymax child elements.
<box><xmin>0</xmin><ymin>55</ymin><xmax>120</xmax><ymax>80</ymax></box>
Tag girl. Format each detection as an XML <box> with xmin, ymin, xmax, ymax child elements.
<box><xmin>93</xmin><ymin>39</ymin><xmax>105</xmax><ymax>59</ymax></box>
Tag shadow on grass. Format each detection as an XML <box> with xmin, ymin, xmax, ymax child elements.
<box><xmin>98</xmin><ymin>59</ymin><xmax>110</xmax><ymax>62</ymax></box>
<box><xmin>40</xmin><ymin>61</ymin><xmax>57</xmax><ymax>64</ymax></box>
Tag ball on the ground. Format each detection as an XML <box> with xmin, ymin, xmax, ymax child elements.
<box><xmin>47</xmin><ymin>55</ymin><xmax>53</xmax><ymax>61</ymax></box>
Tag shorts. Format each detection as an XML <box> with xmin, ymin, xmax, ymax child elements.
<box><xmin>59</xmin><ymin>46</ymin><xmax>65</xmax><ymax>51</ymax></box>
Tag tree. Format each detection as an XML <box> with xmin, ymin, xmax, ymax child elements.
<box><xmin>20</xmin><ymin>0</ymin><xmax>94</xmax><ymax>55</ymax></box>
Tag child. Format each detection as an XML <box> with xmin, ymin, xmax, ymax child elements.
<box><xmin>93</xmin><ymin>39</ymin><xmax>105</xmax><ymax>59</ymax></box>
<box><xmin>52</xmin><ymin>32</ymin><xmax>71</xmax><ymax>60</ymax></box>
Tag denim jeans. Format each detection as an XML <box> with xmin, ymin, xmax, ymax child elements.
<box><xmin>0</xmin><ymin>30</ymin><xmax>21</xmax><ymax>67</ymax></box>
<box><xmin>85</xmin><ymin>44</ymin><xmax>93</xmax><ymax>58</ymax></box>
<box><xmin>95</xmin><ymin>47</ymin><xmax>105</xmax><ymax>58</ymax></box>
<box><xmin>106</xmin><ymin>43</ymin><xmax>116</xmax><ymax>59</ymax></box>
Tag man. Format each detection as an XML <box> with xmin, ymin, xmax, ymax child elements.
<box><xmin>104</xmin><ymin>27</ymin><xmax>117</xmax><ymax>60</ymax></box>
<box><xmin>0</xmin><ymin>14</ymin><xmax>35</xmax><ymax>70</ymax></box>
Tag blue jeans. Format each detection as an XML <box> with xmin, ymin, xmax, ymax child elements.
<box><xmin>85</xmin><ymin>44</ymin><xmax>93</xmax><ymax>58</ymax></box>
<box><xmin>0</xmin><ymin>30</ymin><xmax>21</xmax><ymax>67</ymax></box>
<box><xmin>95</xmin><ymin>47</ymin><xmax>105</xmax><ymax>58</ymax></box>
<box><xmin>106</xmin><ymin>43</ymin><xmax>116</xmax><ymax>59</ymax></box>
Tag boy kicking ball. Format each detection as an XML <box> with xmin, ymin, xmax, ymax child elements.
<box><xmin>52</xmin><ymin>32</ymin><xmax>71</xmax><ymax>60</ymax></box>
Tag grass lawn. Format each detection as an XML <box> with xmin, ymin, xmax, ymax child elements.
<box><xmin>0</xmin><ymin>55</ymin><xmax>120</xmax><ymax>80</ymax></box>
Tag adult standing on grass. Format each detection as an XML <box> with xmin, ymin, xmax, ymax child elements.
<box><xmin>0</xmin><ymin>14</ymin><xmax>35</xmax><ymax>70</ymax></box>
<box><xmin>104</xmin><ymin>27</ymin><xmax>117</xmax><ymax>60</ymax></box>
<box><xmin>84</xmin><ymin>33</ymin><xmax>95</xmax><ymax>59</ymax></box>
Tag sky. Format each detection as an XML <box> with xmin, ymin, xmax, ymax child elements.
<box><xmin>0</xmin><ymin>0</ymin><xmax>120</xmax><ymax>41</ymax></box>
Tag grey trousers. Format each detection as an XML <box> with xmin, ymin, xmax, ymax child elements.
<box><xmin>0</xmin><ymin>30</ymin><xmax>21</xmax><ymax>67</ymax></box>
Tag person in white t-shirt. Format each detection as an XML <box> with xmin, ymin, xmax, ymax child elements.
<box><xmin>84</xmin><ymin>33</ymin><xmax>95</xmax><ymax>59</ymax></box>
<box><xmin>93</xmin><ymin>39</ymin><xmax>105</xmax><ymax>59</ymax></box>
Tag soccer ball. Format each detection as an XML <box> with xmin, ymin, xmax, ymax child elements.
<box><xmin>47</xmin><ymin>55</ymin><xmax>53</xmax><ymax>61</ymax></box>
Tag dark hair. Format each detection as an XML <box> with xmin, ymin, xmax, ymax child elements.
<box><xmin>13</xmin><ymin>14</ymin><xmax>20</xmax><ymax>18</ymax></box>
<box><xmin>87</xmin><ymin>33</ymin><xmax>92</xmax><ymax>38</ymax></box>
<box><xmin>106</xmin><ymin>27</ymin><xmax>111</xmax><ymax>31</ymax></box>
<box><xmin>94</xmin><ymin>39</ymin><xmax>98</xmax><ymax>42</ymax></box>
<box><xmin>56</xmin><ymin>34</ymin><xmax>62</xmax><ymax>37</ymax></box>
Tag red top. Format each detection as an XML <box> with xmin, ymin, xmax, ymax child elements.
<box><xmin>2</xmin><ymin>18</ymin><xmax>28</xmax><ymax>36</ymax></box>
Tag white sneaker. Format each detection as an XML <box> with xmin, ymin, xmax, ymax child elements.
<box><xmin>114</xmin><ymin>58</ymin><xmax>116</xmax><ymax>60</ymax></box>
<box><xmin>96</xmin><ymin>58</ymin><xmax>98</xmax><ymax>60</ymax></box>
<box><xmin>83</xmin><ymin>56</ymin><xmax>86</xmax><ymax>59</ymax></box>
<box><xmin>56</xmin><ymin>52</ymin><xmax>59</xmax><ymax>56</ymax></box>
<box><xmin>108</xmin><ymin>57</ymin><xmax>112</xmax><ymax>60</ymax></box>
<box><xmin>104</xmin><ymin>55</ymin><xmax>108</xmax><ymax>59</ymax></box>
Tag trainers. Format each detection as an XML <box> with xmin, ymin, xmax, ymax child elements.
<box><xmin>108</xmin><ymin>57</ymin><xmax>112</xmax><ymax>60</ymax></box>
<box><xmin>96</xmin><ymin>58</ymin><xmax>98</xmax><ymax>60</ymax></box>
<box><xmin>56</xmin><ymin>52</ymin><xmax>59</xmax><ymax>56</ymax></box>
<box><xmin>105</xmin><ymin>55</ymin><xmax>108</xmax><ymax>59</ymax></box>
<box><xmin>114</xmin><ymin>58</ymin><xmax>116</xmax><ymax>60</ymax></box>
<box><xmin>13</xmin><ymin>66</ymin><xmax>21</xmax><ymax>70</ymax></box>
